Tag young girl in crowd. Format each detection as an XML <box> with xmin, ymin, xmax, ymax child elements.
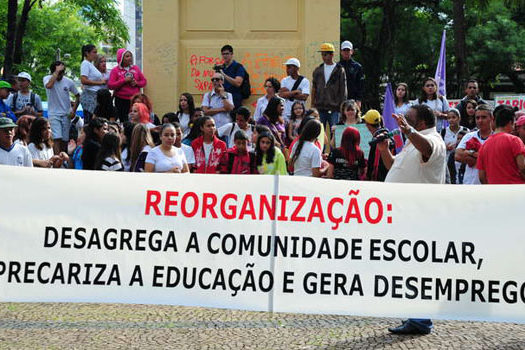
<box><xmin>182</xmin><ymin>115</ymin><xmax>206</xmax><ymax>146</ymax></box>
<box><xmin>255</xmin><ymin>131</ymin><xmax>287</xmax><ymax>175</ymax></box>
<box><xmin>257</xmin><ymin>96</ymin><xmax>287</xmax><ymax>149</ymax></box>
<box><xmin>82</xmin><ymin>118</ymin><xmax>109</xmax><ymax>170</ymax></box>
<box><xmin>176</xmin><ymin>93</ymin><xmax>196</xmax><ymax>136</ymax></box>
<box><xmin>416</xmin><ymin>77</ymin><xmax>449</xmax><ymax>132</ymax></box>
<box><xmin>93</xmin><ymin>89</ymin><xmax>117</xmax><ymax>121</ymax></box>
<box><xmin>290</xmin><ymin>119</ymin><xmax>323</xmax><ymax>177</ymax></box>
<box><xmin>129</xmin><ymin>123</ymin><xmax>154</xmax><ymax>172</ymax></box>
<box><xmin>28</xmin><ymin>117</ymin><xmax>68</xmax><ymax>168</ymax></box>
<box><xmin>461</xmin><ymin>99</ymin><xmax>478</xmax><ymax>130</ymax></box>
<box><xmin>145</xmin><ymin>123</ymin><xmax>189</xmax><ymax>173</ymax></box>
<box><xmin>108</xmin><ymin>48</ymin><xmax>147</xmax><ymax>122</ymax></box>
<box><xmin>287</xmin><ymin>101</ymin><xmax>305</xmax><ymax>142</ymax></box>
<box><xmin>129</xmin><ymin>102</ymin><xmax>156</xmax><ymax>129</ymax></box>
<box><xmin>95</xmin><ymin>132</ymin><xmax>123</xmax><ymax>171</ymax></box>
<box><xmin>394</xmin><ymin>83</ymin><xmax>411</xmax><ymax>115</ymax></box>
<box><xmin>331</xmin><ymin>100</ymin><xmax>360</xmax><ymax>148</ymax></box>
<box><xmin>69</xmin><ymin>127</ymin><xmax>85</xmax><ymax>170</ymax></box>
<box><xmin>327</xmin><ymin>126</ymin><xmax>366</xmax><ymax>180</ymax></box>
<box><xmin>191</xmin><ymin>116</ymin><xmax>227</xmax><ymax>173</ymax></box>
<box><xmin>130</xmin><ymin>93</ymin><xmax>160</xmax><ymax>125</ymax></box>
<box><xmin>14</xmin><ymin>115</ymin><xmax>35</xmax><ymax>146</ymax></box>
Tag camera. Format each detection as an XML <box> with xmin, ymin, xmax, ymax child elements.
<box><xmin>213</xmin><ymin>64</ymin><xmax>226</xmax><ymax>73</ymax></box>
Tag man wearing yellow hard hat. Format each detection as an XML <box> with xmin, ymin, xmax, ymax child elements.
<box><xmin>311</xmin><ymin>43</ymin><xmax>347</xmax><ymax>131</ymax></box>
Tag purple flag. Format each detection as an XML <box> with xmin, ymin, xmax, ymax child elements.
<box><xmin>382</xmin><ymin>83</ymin><xmax>404</xmax><ymax>152</ymax></box>
<box><xmin>435</xmin><ymin>30</ymin><xmax>446</xmax><ymax>97</ymax></box>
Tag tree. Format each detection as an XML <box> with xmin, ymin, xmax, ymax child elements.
<box><xmin>1</xmin><ymin>0</ymin><xmax>129</xmax><ymax>78</ymax></box>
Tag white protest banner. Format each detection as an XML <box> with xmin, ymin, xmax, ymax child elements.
<box><xmin>495</xmin><ymin>94</ymin><xmax>525</xmax><ymax>110</ymax></box>
<box><xmin>1</xmin><ymin>166</ymin><xmax>525</xmax><ymax>323</ymax></box>
<box><xmin>333</xmin><ymin>124</ymin><xmax>373</xmax><ymax>157</ymax></box>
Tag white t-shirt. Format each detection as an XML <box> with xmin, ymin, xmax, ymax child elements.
<box><xmin>324</xmin><ymin>63</ymin><xmax>336</xmax><ymax>85</ymax></box>
<box><xmin>5</xmin><ymin>91</ymin><xmax>43</xmax><ymax>113</ymax></box>
<box><xmin>80</xmin><ymin>60</ymin><xmax>104</xmax><ymax>92</ymax></box>
<box><xmin>280</xmin><ymin>76</ymin><xmax>310</xmax><ymax>120</ymax></box>
<box><xmin>443</xmin><ymin>126</ymin><xmax>468</xmax><ymax>158</ymax></box>
<box><xmin>43</xmin><ymin>76</ymin><xmax>79</xmax><ymax>117</ymax></box>
<box><xmin>145</xmin><ymin>146</ymin><xmax>187</xmax><ymax>173</ymax></box>
<box><xmin>291</xmin><ymin>141</ymin><xmax>322</xmax><ymax>177</ymax></box>
<box><xmin>218</xmin><ymin>122</ymin><xmax>253</xmax><ymax>149</ymax></box>
<box><xmin>203</xmin><ymin>142</ymin><xmax>214</xmax><ymax>165</ymax></box>
<box><xmin>180</xmin><ymin>143</ymin><xmax>195</xmax><ymax>165</ymax></box>
<box><xmin>385</xmin><ymin>128</ymin><xmax>446</xmax><ymax>184</ymax></box>
<box><xmin>0</xmin><ymin>143</ymin><xmax>33</xmax><ymax>167</ymax></box>
<box><xmin>28</xmin><ymin>143</ymin><xmax>54</xmax><ymax>161</ymax></box>
<box><xmin>393</xmin><ymin>102</ymin><xmax>411</xmax><ymax>116</ymax></box>
<box><xmin>253</xmin><ymin>96</ymin><xmax>270</xmax><ymax>121</ymax></box>
<box><xmin>456</xmin><ymin>130</ymin><xmax>490</xmax><ymax>185</ymax></box>
<box><xmin>179</xmin><ymin>112</ymin><xmax>190</xmax><ymax>136</ymax></box>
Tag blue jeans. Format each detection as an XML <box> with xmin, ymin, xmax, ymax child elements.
<box><xmin>319</xmin><ymin>110</ymin><xmax>340</xmax><ymax>129</ymax></box>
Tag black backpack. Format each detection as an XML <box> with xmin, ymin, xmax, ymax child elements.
<box><xmin>234</xmin><ymin>63</ymin><xmax>251</xmax><ymax>99</ymax></box>
<box><xmin>11</xmin><ymin>92</ymin><xmax>36</xmax><ymax>114</ymax></box>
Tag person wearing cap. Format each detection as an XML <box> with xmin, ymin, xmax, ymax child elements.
<box><xmin>515</xmin><ymin>114</ymin><xmax>525</xmax><ymax>145</ymax></box>
<box><xmin>0</xmin><ymin>117</ymin><xmax>33</xmax><ymax>167</ymax></box>
<box><xmin>0</xmin><ymin>81</ymin><xmax>17</xmax><ymax>122</ymax></box>
<box><xmin>363</xmin><ymin>109</ymin><xmax>393</xmax><ymax>181</ymax></box>
<box><xmin>279</xmin><ymin>58</ymin><xmax>310</xmax><ymax>121</ymax></box>
<box><xmin>311</xmin><ymin>42</ymin><xmax>347</xmax><ymax>130</ymax></box>
<box><xmin>477</xmin><ymin>104</ymin><xmax>525</xmax><ymax>184</ymax></box>
<box><xmin>6</xmin><ymin>72</ymin><xmax>43</xmax><ymax>118</ymax></box>
<box><xmin>339</xmin><ymin>41</ymin><xmax>364</xmax><ymax>109</ymax></box>
<box><xmin>44</xmin><ymin>61</ymin><xmax>80</xmax><ymax>155</ymax></box>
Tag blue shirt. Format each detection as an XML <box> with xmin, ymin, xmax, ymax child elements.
<box><xmin>223</xmin><ymin>60</ymin><xmax>246</xmax><ymax>108</ymax></box>
<box><xmin>0</xmin><ymin>99</ymin><xmax>16</xmax><ymax>122</ymax></box>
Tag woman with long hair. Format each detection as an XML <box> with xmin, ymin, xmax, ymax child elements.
<box><xmin>14</xmin><ymin>115</ymin><xmax>35</xmax><ymax>146</ymax></box>
<box><xmin>461</xmin><ymin>99</ymin><xmax>478</xmax><ymax>130</ymax></box>
<box><xmin>129</xmin><ymin>102</ymin><xmax>156</xmax><ymax>128</ymax></box>
<box><xmin>255</xmin><ymin>131</ymin><xmax>287</xmax><ymax>175</ymax></box>
<box><xmin>93</xmin><ymin>89</ymin><xmax>117</xmax><ymax>121</ymax></box>
<box><xmin>80</xmin><ymin>44</ymin><xmax>105</xmax><ymax>123</ymax></box>
<box><xmin>191</xmin><ymin>116</ymin><xmax>227</xmax><ymax>173</ymax></box>
<box><xmin>257</xmin><ymin>96</ymin><xmax>287</xmax><ymax>149</ymax></box>
<box><xmin>176</xmin><ymin>93</ymin><xmax>196</xmax><ymax>136</ymax></box>
<box><xmin>28</xmin><ymin>117</ymin><xmax>68</xmax><ymax>168</ymax></box>
<box><xmin>394</xmin><ymin>83</ymin><xmax>411</xmax><ymax>116</ymax></box>
<box><xmin>95</xmin><ymin>132</ymin><xmax>123</xmax><ymax>171</ymax></box>
<box><xmin>82</xmin><ymin>118</ymin><xmax>109</xmax><ymax>170</ymax></box>
<box><xmin>287</xmin><ymin>101</ymin><xmax>305</xmax><ymax>142</ymax></box>
<box><xmin>129</xmin><ymin>123</ymin><xmax>155</xmax><ymax>172</ymax></box>
<box><xmin>327</xmin><ymin>126</ymin><xmax>366</xmax><ymax>180</ymax></box>
<box><xmin>331</xmin><ymin>100</ymin><xmax>360</xmax><ymax>148</ymax></box>
<box><xmin>289</xmin><ymin>119</ymin><xmax>323</xmax><ymax>177</ymax></box>
<box><xmin>416</xmin><ymin>77</ymin><xmax>449</xmax><ymax>132</ymax></box>
<box><xmin>145</xmin><ymin>123</ymin><xmax>189</xmax><ymax>173</ymax></box>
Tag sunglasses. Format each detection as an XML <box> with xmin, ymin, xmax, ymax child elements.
<box><xmin>211</xmin><ymin>78</ymin><xmax>222</xmax><ymax>82</ymax></box>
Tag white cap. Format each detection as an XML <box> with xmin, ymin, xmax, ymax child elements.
<box><xmin>284</xmin><ymin>58</ymin><xmax>300</xmax><ymax>68</ymax></box>
<box><xmin>341</xmin><ymin>41</ymin><xmax>353</xmax><ymax>50</ymax></box>
<box><xmin>17</xmin><ymin>72</ymin><xmax>32</xmax><ymax>82</ymax></box>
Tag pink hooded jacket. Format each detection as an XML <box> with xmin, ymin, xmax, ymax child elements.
<box><xmin>108</xmin><ymin>48</ymin><xmax>147</xmax><ymax>100</ymax></box>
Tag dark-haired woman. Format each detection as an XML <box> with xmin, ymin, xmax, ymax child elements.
<box><xmin>290</xmin><ymin>119</ymin><xmax>323</xmax><ymax>177</ymax></box>
<box><xmin>176</xmin><ymin>93</ymin><xmax>196</xmax><ymax>137</ymax></box>
<box><xmin>191</xmin><ymin>116</ymin><xmax>227</xmax><ymax>173</ymax></box>
<box><xmin>327</xmin><ymin>126</ymin><xmax>366</xmax><ymax>180</ymax></box>
<box><xmin>28</xmin><ymin>117</ymin><xmax>68</xmax><ymax>168</ymax></box>
<box><xmin>80</xmin><ymin>44</ymin><xmax>106</xmax><ymax>123</ymax></box>
<box><xmin>145</xmin><ymin>123</ymin><xmax>189</xmax><ymax>173</ymax></box>
<box><xmin>254</xmin><ymin>77</ymin><xmax>280</xmax><ymax>121</ymax></box>
<box><xmin>394</xmin><ymin>83</ymin><xmax>411</xmax><ymax>116</ymax></box>
<box><xmin>415</xmin><ymin>77</ymin><xmax>449</xmax><ymax>132</ymax></box>
<box><xmin>255</xmin><ymin>132</ymin><xmax>287</xmax><ymax>175</ymax></box>
<box><xmin>257</xmin><ymin>96</ymin><xmax>287</xmax><ymax>149</ymax></box>
<box><xmin>95</xmin><ymin>132</ymin><xmax>123</xmax><ymax>171</ymax></box>
<box><xmin>93</xmin><ymin>89</ymin><xmax>117</xmax><ymax>121</ymax></box>
<box><xmin>82</xmin><ymin>118</ymin><xmax>109</xmax><ymax>170</ymax></box>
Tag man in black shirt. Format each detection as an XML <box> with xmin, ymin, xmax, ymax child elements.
<box><xmin>338</xmin><ymin>41</ymin><xmax>364</xmax><ymax>109</ymax></box>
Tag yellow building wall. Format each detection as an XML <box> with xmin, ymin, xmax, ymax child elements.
<box><xmin>143</xmin><ymin>0</ymin><xmax>340</xmax><ymax>116</ymax></box>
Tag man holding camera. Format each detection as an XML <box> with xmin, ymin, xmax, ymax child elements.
<box><xmin>218</xmin><ymin>45</ymin><xmax>246</xmax><ymax>109</ymax></box>
<box><xmin>44</xmin><ymin>61</ymin><xmax>80</xmax><ymax>154</ymax></box>
<box><xmin>202</xmin><ymin>73</ymin><xmax>234</xmax><ymax>129</ymax></box>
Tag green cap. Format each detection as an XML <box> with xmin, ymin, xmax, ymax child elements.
<box><xmin>0</xmin><ymin>117</ymin><xmax>17</xmax><ymax>129</ymax></box>
<box><xmin>0</xmin><ymin>80</ymin><xmax>11</xmax><ymax>89</ymax></box>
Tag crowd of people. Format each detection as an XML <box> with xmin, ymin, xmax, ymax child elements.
<box><xmin>1</xmin><ymin>41</ymin><xmax>524</xmax><ymax>186</ymax></box>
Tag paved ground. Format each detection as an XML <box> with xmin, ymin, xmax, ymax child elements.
<box><xmin>0</xmin><ymin>303</ymin><xmax>524</xmax><ymax>349</ymax></box>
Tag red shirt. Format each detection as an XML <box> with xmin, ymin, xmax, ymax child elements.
<box><xmin>477</xmin><ymin>133</ymin><xmax>525</xmax><ymax>184</ymax></box>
